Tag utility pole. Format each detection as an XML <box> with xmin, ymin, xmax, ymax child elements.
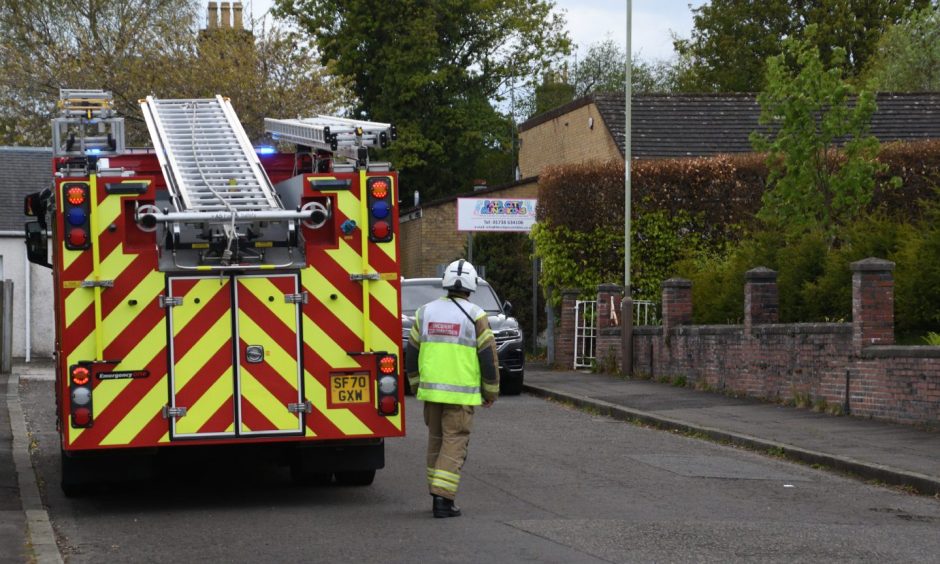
<box><xmin>621</xmin><ymin>0</ymin><xmax>633</xmax><ymax>377</ymax></box>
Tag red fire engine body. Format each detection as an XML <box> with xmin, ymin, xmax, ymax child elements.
<box><xmin>25</xmin><ymin>90</ymin><xmax>405</xmax><ymax>493</ymax></box>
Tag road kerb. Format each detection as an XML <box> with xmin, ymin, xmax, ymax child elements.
<box><xmin>524</xmin><ymin>383</ymin><xmax>940</xmax><ymax>497</ymax></box>
<box><xmin>6</xmin><ymin>372</ymin><xmax>63</xmax><ymax>564</ymax></box>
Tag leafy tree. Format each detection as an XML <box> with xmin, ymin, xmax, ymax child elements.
<box><xmin>275</xmin><ymin>0</ymin><xmax>570</xmax><ymax>201</ymax></box>
<box><xmin>750</xmin><ymin>27</ymin><xmax>884</xmax><ymax>239</ymax></box>
<box><xmin>0</xmin><ymin>0</ymin><xmax>339</xmax><ymax>145</ymax></box>
<box><xmin>188</xmin><ymin>25</ymin><xmax>340</xmax><ymax>142</ymax></box>
<box><xmin>674</xmin><ymin>0</ymin><xmax>929</xmax><ymax>92</ymax></box>
<box><xmin>516</xmin><ymin>38</ymin><xmax>680</xmax><ymax>121</ymax></box>
<box><xmin>571</xmin><ymin>39</ymin><xmax>678</xmax><ymax>97</ymax></box>
<box><xmin>0</xmin><ymin>0</ymin><xmax>201</xmax><ymax>145</ymax></box>
<box><xmin>864</xmin><ymin>5</ymin><xmax>940</xmax><ymax>91</ymax></box>
<box><xmin>471</xmin><ymin>232</ymin><xmax>544</xmax><ymax>346</ymax></box>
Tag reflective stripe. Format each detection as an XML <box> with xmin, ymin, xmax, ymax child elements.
<box><xmin>419</xmin><ymin>382</ymin><xmax>481</xmax><ymax>394</ymax></box>
<box><xmin>476</xmin><ymin>328</ymin><xmax>494</xmax><ymax>348</ymax></box>
<box><xmin>430</xmin><ymin>468</ymin><xmax>460</xmax><ymax>493</ymax></box>
<box><xmin>434</xmin><ymin>468</ymin><xmax>460</xmax><ymax>483</ymax></box>
<box><xmin>483</xmin><ymin>382</ymin><xmax>500</xmax><ymax>394</ymax></box>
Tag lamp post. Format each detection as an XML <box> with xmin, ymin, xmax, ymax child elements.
<box><xmin>621</xmin><ymin>0</ymin><xmax>633</xmax><ymax>376</ymax></box>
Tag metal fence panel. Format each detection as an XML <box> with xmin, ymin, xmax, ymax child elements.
<box><xmin>573</xmin><ymin>299</ymin><xmax>661</xmax><ymax>370</ymax></box>
<box><xmin>573</xmin><ymin>300</ymin><xmax>596</xmax><ymax>369</ymax></box>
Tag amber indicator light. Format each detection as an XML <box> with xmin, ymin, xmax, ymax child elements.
<box><xmin>379</xmin><ymin>355</ymin><xmax>396</xmax><ymax>374</ymax></box>
<box><xmin>370</xmin><ymin>180</ymin><xmax>389</xmax><ymax>199</ymax></box>
<box><xmin>67</xmin><ymin>186</ymin><xmax>86</xmax><ymax>205</ymax></box>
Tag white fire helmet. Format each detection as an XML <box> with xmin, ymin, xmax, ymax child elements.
<box><xmin>442</xmin><ymin>259</ymin><xmax>478</xmax><ymax>293</ymax></box>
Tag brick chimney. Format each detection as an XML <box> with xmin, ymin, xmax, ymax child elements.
<box><xmin>207</xmin><ymin>1</ymin><xmax>218</xmax><ymax>28</ymax></box>
<box><xmin>220</xmin><ymin>1</ymin><xmax>231</xmax><ymax>29</ymax></box>
<box><xmin>233</xmin><ymin>1</ymin><xmax>243</xmax><ymax>30</ymax></box>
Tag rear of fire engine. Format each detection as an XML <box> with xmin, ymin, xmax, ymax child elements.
<box><xmin>24</xmin><ymin>90</ymin><xmax>405</xmax><ymax>495</ymax></box>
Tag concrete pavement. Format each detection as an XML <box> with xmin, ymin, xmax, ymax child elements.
<box><xmin>2</xmin><ymin>361</ymin><xmax>939</xmax><ymax>562</ymax></box>
<box><xmin>524</xmin><ymin>366</ymin><xmax>940</xmax><ymax>497</ymax></box>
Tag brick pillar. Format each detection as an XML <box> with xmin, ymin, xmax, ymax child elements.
<box><xmin>597</xmin><ymin>284</ymin><xmax>623</xmax><ymax>330</ymax></box>
<box><xmin>852</xmin><ymin>258</ymin><xmax>895</xmax><ymax>350</ymax></box>
<box><xmin>554</xmin><ymin>289</ymin><xmax>580</xmax><ymax>369</ymax></box>
<box><xmin>661</xmin><ymin>278</ymin><xmax>692</xmax><ymax>336</ymax></box>
<box><xmin>744</xmin><ymin>267</ymin><xmax>778</xmax><ymax>336</ymax></box>
<box><xmin>596</xmin><ymin>284</ymin><xmax>624</xmax><ymax>373</ymax></box>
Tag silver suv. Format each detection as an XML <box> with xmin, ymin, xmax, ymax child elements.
<box><xmin>401</xmin><ymin>278</ymin><xmax>525</xmax><ymax>395</ymax></box>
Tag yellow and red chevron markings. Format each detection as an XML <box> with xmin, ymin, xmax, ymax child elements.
<box><xmin>56</xmin><ymin>167</ymin><xmax>404</xmax><ymax>452</ymax></box>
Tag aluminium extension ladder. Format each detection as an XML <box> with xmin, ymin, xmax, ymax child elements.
<box><xmin>264</xmin><ymin>115</ymin><xmax>396</xmax><ymax>161</ymax></box>
<box><xmin>141</xmin><ymin>95</ymin><xmax>282</xmax><ymax>216</ymax></box>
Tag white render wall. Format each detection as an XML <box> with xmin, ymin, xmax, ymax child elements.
<box><xmin>0</xmin><ymin>235</ymin><xmax>55</xmax><ymax>359</ymax></box>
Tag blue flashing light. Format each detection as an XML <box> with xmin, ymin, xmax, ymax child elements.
<box><xmin>371</xmin><ymin>200</ymin><xmax>390</xmax><ymax>219</ymax></box>
<box><xmin>67</xmin><ymin>207</ymin><xmax>87</xmax><ymax>227</ymax></box>
<box><xmin>87</xmin><ymin>148</ymin><xmax>101</xmax><ymax>155</ymax></box>
<box><xmin>256</xmin><ymin>146</ymin><xmax>276</xmax><ymax>155</ymax></box>
<box><xmin>340</xmin><ymin>219</ymin><xmax>358</xmax><ymax>235</ymax></box>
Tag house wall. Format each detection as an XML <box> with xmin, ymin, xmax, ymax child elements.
<box><xmin>0</xmin><ymin>236</ymin><xmax>55</xmax><ymax>359</ymax></box>
<box><xmin>559</xmin><ymin>259</ymin><xmax>940</xmax><ymax>429</ymax></box>
<box><xmin>399</xmin><ymin>180</ymin><xmax>539</xmax><ymax>278</ymax></box>
<box><xmin>518</xmin><ymin>102</ymin><xmax>622</xmax><ymax>178</ymax></box>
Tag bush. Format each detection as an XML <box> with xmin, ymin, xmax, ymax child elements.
<box><xmin>469</xmin><ymin>232</ymin><xmax>546</xmax><ymax>346</ymax></box>
<box><xmin>534</xmin><ymin>140</ymin><xmax>940</xmax><ymax>323</ymax></box>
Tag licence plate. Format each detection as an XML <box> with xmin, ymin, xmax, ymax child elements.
<box><xmin>330</xmin><ymin>373</ymin><xmax>371</xmax><ymax>404</ymax></box>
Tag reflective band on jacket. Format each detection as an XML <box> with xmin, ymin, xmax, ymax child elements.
<box><xmin>416</xmin><ymin>297</ymin><xmax>485</xmax><ymax>406</ymax></box>
<box><xmin>419</xmin><ymin>382</ymin><xmax>481</xmax><ymax>394</ymax></box>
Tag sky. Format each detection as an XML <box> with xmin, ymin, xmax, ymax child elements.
<box><xmin>241</xmin><ymin>0</ymin><xmax>707</xmax><ymax>62</ymax></box>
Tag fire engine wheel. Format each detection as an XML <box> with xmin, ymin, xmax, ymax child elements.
<box><xmin>335</xmin><ymin>470</ymin><xmax>376</xmax><ymax>486</ymax></box>
<box><xmin>289</xmin><ymin>460</ymin><xmax>333</xmax><ymax>486</ymax></box>
<box><xmin>60</xmin><ymin>449</ymin><xmax>90</xmax><ymax>497</ymax></box>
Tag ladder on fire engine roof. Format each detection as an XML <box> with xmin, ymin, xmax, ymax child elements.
<box><xmin>263</xmin><ymin>115</ymin><xmax>396</xmax><ymax>161</ymax></box>
<box><xmin>140</xmin><ymin>95</ymin><xmax>283</xmax><ymax>215</ymax></box>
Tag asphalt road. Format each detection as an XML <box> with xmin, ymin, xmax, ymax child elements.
<box><xmin>20</xmin><ymin>374</ymin><xmax>940</xmax><ymax>563</ymax></box>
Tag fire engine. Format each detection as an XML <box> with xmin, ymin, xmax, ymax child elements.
<box><xmin>24</xmin><ymin>89</ymin><xmax>405</xmax><ymax>494</ymax></box>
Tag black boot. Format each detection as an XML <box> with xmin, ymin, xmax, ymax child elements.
<box><xmin>432</xmin><ymin>495</ymin><xmax>462</xmax><ymax>518</ymax></box>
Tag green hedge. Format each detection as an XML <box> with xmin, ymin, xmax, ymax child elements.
<box><xmin>534</xmin><ymin>140</ymin><xmax>940</xmax><ymax>331</ymax></box>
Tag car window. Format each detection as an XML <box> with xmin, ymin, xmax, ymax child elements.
<box><xmin>469</xmin><ymin>284</ymin><xmax>502</xmax><ymax>313</ymax></box>
<box><xmin>402</xmin><ymin>282</ymin><xmax>445</xmax><ymax>314</ymax></box>
<box><xmin>402</xmin><ymin>280</ymin><xmax>503</xmax><ymax>315</ymax></box>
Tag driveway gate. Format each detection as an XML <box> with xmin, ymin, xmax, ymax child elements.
<box><xmin>572</xmin><ymin>299</ymin><xmax>660</xmax><ymax>369</ymax></box>
<box><xmin>573</xmin><ymin>300</ymin><xmax>596</xmax><ymax>369</ymax></box>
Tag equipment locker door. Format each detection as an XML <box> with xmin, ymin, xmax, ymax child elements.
<box><xmin>167</xmin><ymin>276</ymin><xmax>237</xmax><ymax>439</ymax></box>
<box><xmin>234</xmin><ymin>274</ymin><xmax>304</xmax><ymax>435</ymax></box>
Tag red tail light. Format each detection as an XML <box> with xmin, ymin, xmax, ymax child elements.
<box><xmin>71</xmin><ymin>366</ymin><xmax>90</xmax><ymax>385</ymax></box>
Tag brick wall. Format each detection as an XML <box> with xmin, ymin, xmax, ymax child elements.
<box><xmin>559</xmin><ymin>258</ymin><xmax>940</xmax><ymax>428</ymax></box>
<box><xmin>518</xmin><ymin>102</ymin><xmax>622</xmax><ymax>178</ymax></box>
<box><xmin>554</xmin><ymin>289</ymin><xmax>579</xmax><ymax>370</ymax></box>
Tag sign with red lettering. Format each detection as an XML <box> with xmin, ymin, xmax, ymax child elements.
<box><xmin>428</xmin><ymin>322</ymin><xmax>461</xmax><ymax>337</ymax></box>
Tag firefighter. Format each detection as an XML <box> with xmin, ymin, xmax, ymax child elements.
<box><xmin>406</xmin><ymin>259</ymin><xmax>499</xmax><ymax>518</ymax></box>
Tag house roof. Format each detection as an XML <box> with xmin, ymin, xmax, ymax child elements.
<box><xmin>0</xmin><ymin>147</ymin><xmax>52</xmax><ymax>233</ymax></box>
<box><xmin>519</xmin><ymin>92</ymin><xmax>940</xmax><ymax>159</ymax></box>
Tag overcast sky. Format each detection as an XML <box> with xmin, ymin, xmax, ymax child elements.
<box><xmin>242</xmin><ymin>0</ymin><xmax>706</xmax><ymax>61</ymax></box>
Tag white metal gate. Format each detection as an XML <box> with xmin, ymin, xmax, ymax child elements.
<box><xmin>572</xmin><ymin>299</ymin><xmax>660</xmax><ymax>369</ymax></box>
<box><xmin>573</xmin><ymin>300</ymin><xmax>596</xmax><ymax>369</ymax></box>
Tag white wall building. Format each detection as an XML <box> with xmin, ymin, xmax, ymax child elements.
<box><xmin>0</xmin><ymin>147</ymin><xmax>56</xmax><ymax>360</ymax></box>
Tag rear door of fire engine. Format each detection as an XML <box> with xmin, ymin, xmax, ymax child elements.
<box><xmin>166</xmin><ymin>273</ymin><xmax>304</xmax><ymax>439</ymax></box>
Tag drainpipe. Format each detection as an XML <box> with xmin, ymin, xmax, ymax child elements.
<box><xmin>24</xmin><ymin>251</ymin><xmax>30</xmax><ymax>363</ymax></box>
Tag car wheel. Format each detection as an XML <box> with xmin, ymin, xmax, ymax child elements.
<box><xmin>500</xmin><ymin>372</ymin><xmax>524</xmax><ymax>396</ymax></box>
